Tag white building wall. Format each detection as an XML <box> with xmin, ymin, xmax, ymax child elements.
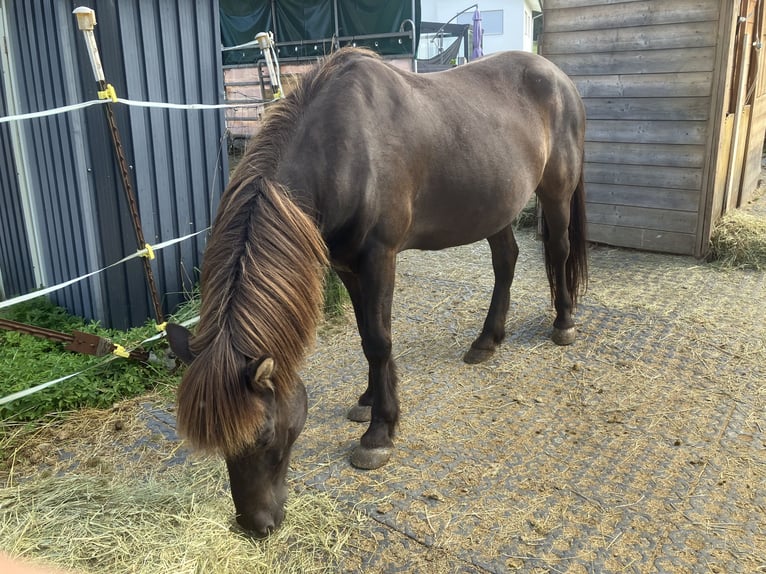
<box><xmin>419</xmin><ymin>0</ymin><xmax>540</xmax><ymax>55</ymax></box>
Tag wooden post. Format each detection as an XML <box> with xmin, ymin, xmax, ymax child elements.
<box><xmin>723</xmin><ymin>30</ymin><xmax>752</xmax><ymax>215</ymax></box>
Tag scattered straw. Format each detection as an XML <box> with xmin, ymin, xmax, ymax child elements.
<box><xmin>709</xmin><ymin>209</ymin><xmax>766</xmax><ymax>269</ymax></box>
<box><xmin>513</xmin><ymin>198</ymin><xmax>538</xmax><ymax>230</ymax></box>
<box><xmin>0</xmin><ymin>467</ymin><xmax>361</xmax><ymax>574</ymax></box>
<box><xmin>0</xmin><ymin>395</ymin><xmax>366</xmax><ymax>574</ymax></box>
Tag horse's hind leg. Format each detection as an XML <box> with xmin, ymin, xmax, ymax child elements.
<box><xmin>464</xmin><ymin>224</ymin><xmax>519</xmax><ymax>364</ymax></box>
<box><xmin>538</xmin><ymin>197</ymin><xmax>576</xmax><ymax>345</ymax></box>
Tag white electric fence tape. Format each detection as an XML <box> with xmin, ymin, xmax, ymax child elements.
<box><xmin>0</xmin><ymin>315</ymin><xmax>200</xmax><ymax>406</ymax></box>
<box><xmin>0</xmin><ymin>99</ymin><xmax>108</xmax><ymax>124</ymax></box>
<box><xmin>0</xmin><ymin>97</ymin><xmax>268</xmax><ymax>124</ymax></box>
<box><xmin>0</xmin><ymin>228</ymin><xmax>208</xmax><ymax>311</ymax></box>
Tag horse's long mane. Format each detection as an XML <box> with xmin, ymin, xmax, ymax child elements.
<box><xmin>176</xmin><ymin>48</ymin><xmax>376</xmax><ymax>455</ymax></box>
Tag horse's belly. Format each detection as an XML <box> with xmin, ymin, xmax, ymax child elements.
<box><xmin>402</xmin><ymin>214</ymin><xmax>512</xmax><ymax>251</ymax></box>
<box><xmin>401</xmin><ymin>187</ymin><xmax>530</xmax><ymax>251</ymax></box>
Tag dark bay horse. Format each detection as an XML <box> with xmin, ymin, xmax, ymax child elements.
<box><xmin>167</xmin><ymin>47</ymin><xmax>587</xmax><ymax>536</ymax></box>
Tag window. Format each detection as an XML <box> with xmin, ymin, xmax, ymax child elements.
<box><xmin>525</xmin><ymin>10</ymin><xmax>532</xmax><ymax>37</ymax></box>
<box><xmin>457</xmin><ymin>10</ymin><xmax>503</xmax><ymax>36</ymax></box>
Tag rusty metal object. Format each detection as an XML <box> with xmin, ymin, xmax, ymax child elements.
<box><xmin>0</xmin><ymin>318</ymin><xmax>147</xmax><ymax>361</ymax></box>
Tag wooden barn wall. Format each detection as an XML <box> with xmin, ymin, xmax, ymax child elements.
<box><xmin>736</xmin><ymin>0</ymin><xmax>766</xmax><ymax>207</ymax></box>
<box><xmin>541</xmin><ymin>0</ymin><xmax>724</xmax><ymax>256</ymax></box>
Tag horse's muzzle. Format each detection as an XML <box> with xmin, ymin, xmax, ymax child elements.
<box><xmin>237</xmin><ymin>507</ymin><xmax>285</xmax><ymax>538</ymax></box>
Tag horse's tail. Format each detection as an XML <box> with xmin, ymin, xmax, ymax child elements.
<box><xmin>542</xmin><ymin>169</ymin><xmax>588</xmax><ymax>307</ymax></box>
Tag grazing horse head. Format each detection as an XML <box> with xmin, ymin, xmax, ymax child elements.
<box><xmin>167</xmin><ymin>151</ymin><xmax>328</xmax><ymax>535</ymax></box>
<box><xmin>167</xmin><ymin>323</ymin><xmax>308</xmax><ymax>536</ymax></box>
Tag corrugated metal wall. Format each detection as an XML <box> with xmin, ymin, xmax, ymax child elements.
<box><xmin>0</xmin><ymin>44</ymin><xmax>37</xmax><ymax>300</ymax></box>
<box><xmin>0</xmin><ymin>0</ymin><xmax>227</xmax><ymax>328</ymax></box>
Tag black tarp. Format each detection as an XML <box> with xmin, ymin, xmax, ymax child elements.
<box><xmin>220</xmin><ymin>0</ymin><xmax>420</xmax><ymax>64</ymax></box>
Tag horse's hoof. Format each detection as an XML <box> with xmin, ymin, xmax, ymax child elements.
<box><xmin>463</xmin><ymin>347</ymin><xmax>494</xmax><ymax>364</ymax></box>
<box><xmin>347</xmin><ymin>404</ymin><xmax>372</xmax><ymax>422</ymax></box>
<box><xmin>552</xmin><ymin>326</ymin><xmax>576</xmax><ymax>346</ymax></box>
<box><xmin>350</xmin><ymin>446</ymin><xmax>392</xmax><ymax>470</ymax></box>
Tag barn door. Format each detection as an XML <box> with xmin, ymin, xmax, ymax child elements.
<box><xmin>724</xmin><ymin>0</ymin><xmax>766</xmax><ymax>212</ymax></box>
<box><xmin>737</xmin><ymin>0</ymin><xmax>766</xmax><ymax>206</ymax></box>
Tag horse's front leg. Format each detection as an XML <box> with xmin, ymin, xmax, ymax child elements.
<box><xmin>335</xmin><ymin>269</ymin><xmax>373</xmax><ymax>423</ymax></box>
<box><xmin>464</xmin><ymin>224</ymin><xmax>519</xmax><ymax>363</ymax></box>
<box><xmin>345</xmin><ymin>248</ymin><xmax>399</xmax><ymax>470</ymax></box>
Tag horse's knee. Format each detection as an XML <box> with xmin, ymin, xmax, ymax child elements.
<box><xmin>361</xmin><ymin>334</ymin><xmax>392</xmax><ymax>363</ymax></box>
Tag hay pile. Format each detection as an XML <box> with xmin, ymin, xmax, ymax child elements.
<box><xmin>709</xmin><ymin>209</ymin><xmax>766</xmax><ymax>269</ymax></box>
<box><xmin>513</xmin><ymin>198</ymin><xmax>538</xmax><ymax>229</ymax></box>
<box><xmin>0</xmin><ymin>467</ymin><xmax>359</xmax><ymax>574</ymax></box>
<box><xmin>0</xmin><ymin>397</ymin><xmax>366</xmax><ymax>574</ymax></box>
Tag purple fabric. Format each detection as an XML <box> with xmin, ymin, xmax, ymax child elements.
<box><xmin>472</xmin><ymin>8</ymin><xmax>483</xmax><ymax>59</ymax></box>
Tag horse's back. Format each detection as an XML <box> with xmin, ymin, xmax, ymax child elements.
<box><xmin>279</xmin><ymin>50</ymin><xmax>585</xmax><ymax>255</ymax></box>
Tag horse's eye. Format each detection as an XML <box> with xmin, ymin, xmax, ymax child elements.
<box><xmin>256</xmin><ymin>417</ymin><xmax>276</xmax><ymax>447</ymax></box>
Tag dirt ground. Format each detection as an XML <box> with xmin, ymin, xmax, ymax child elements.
<box><xmin>293</xmin><ymin>224</ymin><xmax>765</xmax><ymax>573</ymax></box>
<box><xmin>3</xmin><ymin>191</ymin><xmax>765</xmax><ymax>572</ymax></box>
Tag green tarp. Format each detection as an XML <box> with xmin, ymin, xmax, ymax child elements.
<box><xmin>221</xmin><ymin>0</ymin><xmax>420</xmax><ymax>64</ymax></box>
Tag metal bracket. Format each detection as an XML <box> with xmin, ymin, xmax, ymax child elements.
<box><xmin>66</xmin><ymin>330</ymin><xmax>115</xmax><ymax>356</ymax></box>
<box><xmin>0</xmin><ymin>318</ymin><xmax>147</xmax><ymax>360</ymax></box>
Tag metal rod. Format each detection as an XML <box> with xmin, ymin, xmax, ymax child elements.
<box><xmin>223</xmin><ymin>30</ymin><xmax>414</xmax><ymax>52</ymax></box>
<box><xmin>98</xmin><ymin>81</ymin><xmax>165</xmax><ymax>325</ymax></box>
<box><xmin>0</xmin><ymin>318</ymin><xmax>146</xmax><ymax>359</ymax></box>
<box><xmin>74</xmin><ymin>7</ymin><xmax>164</xmax><ymax>325</ymax></box>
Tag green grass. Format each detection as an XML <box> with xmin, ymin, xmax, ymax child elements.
<box><xmin>1</xmin><ymin>273</ymin><xmax>346</xmax><ymax>426</ymax></box>
<box><xmin>323</xmin><ymin>269</ymin><xmax>350</xmax><ymax>319</ymax></box>
<box><xmin>0</xmin><ymin>298</ymin><xmax>185</xmax><ymax>424</ymax></box>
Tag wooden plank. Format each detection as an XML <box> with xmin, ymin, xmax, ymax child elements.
<box><xmin>542</xmin><ymin>21</ymin><xmax>719</xmax><ymax>55</ymax></box>
<box><xmin>583</xmin><ymin>97</ymin><xmax>710</xmax><ymax>121</ymax></box>
<box><xmin>585</xmin><ymin>163</ymin><xmax>702</xmax><ymax>191</ymax></box>
<box><xmin>551</xmin><ymin>47</ymin><xmax>716</xmax><ymax>76</ymax></box>
<box><xmin>695</xmin><ymin>0</ymin><xmax>737</xmax><ymax>258</ymax></box>
<box><xmin>586</xmin><ymin>182</ymin><xmax>700</xmax><ymax>211</ymax></box>
<box><xmin>587</xmin><ymin>222</ymin><xmax>696</xmax><ymax>255</ymax></box>
<box><xmin>545</xmin><ymin>0</ymin><xmax>720</xmax><ymax>34</ymax></box>
<box><xmin>586</xmin><ymin>203</ymin><xmax>698</xmax><ymax>234</ymax></box>
<box><xmin>545</xmin><ymin>0</ymin><xmax>684</xmax><ymax>9</ymax></box>
<box><xmin>586</xmin><ymin>120</ymin><xmax>708</xmax><ymax>146</ymax></box>
<box><xmin>739</xmin><ymin>94</ymin><xmax>766</xmax><ymax>204</ymax></box>
<box><xmin>585</xmin><ymin>142</ymin><xmax>705</xmax><ymax>168</ymax></box>
<box><xmin>573</xmin><ymin>72</ymin><xmax>714</xmax><ymax>98</ymax></box>
<box><xmin>710</xmin><ymin>114</ymin><xmax>735</xmax><ymax>224</ymax></box>
<box><xmin>725</xmin><ymin>105</ymin><xmax>751</xmax><ymax>212</ymax></box>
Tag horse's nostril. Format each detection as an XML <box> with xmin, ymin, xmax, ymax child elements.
<box><xmin>238</xmin><ymin>511</ymin><xmax>277</xmax><ymax>538</ymax></box>
<box><xmin>255</xmin><ymin>522</ymin><xmax>275</xmax><ymax>538</ymax></box>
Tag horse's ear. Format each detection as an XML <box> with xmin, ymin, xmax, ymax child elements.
<box><xmin>166</xmin><ymin>323</ymin><xmax>196</xmax><ymax>365</ymax></box>
<box><xmin>246</xmin><ymin>356</ymin><xmax>275</xmax><ymax>392</ymax></box>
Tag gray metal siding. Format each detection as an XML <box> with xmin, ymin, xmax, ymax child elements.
<box><xmin>0</xmin><ymin>54</ymin><xmax>36</xmax><ymax>299</ymax></box>
<box><xmin>2</xmin><ymin>0</ymin><xmax>226</xmax><ymax>328</ymax></box>
<box><xmin>7</xmin><ymin>0</ymin><xmax>98</xmax><ymax>316</ymax></box>
<box><xmin>114</xmin><ymin>0</ymin><xmax>227</xmax><ymax>323</ymax></box>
